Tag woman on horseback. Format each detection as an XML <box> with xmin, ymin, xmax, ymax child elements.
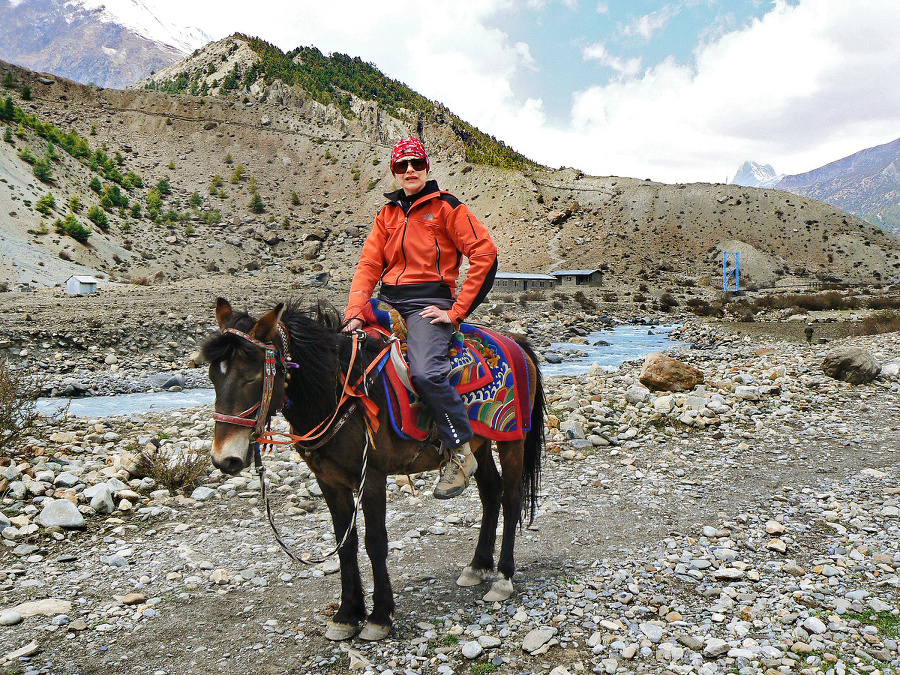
<box><xmin>343</xmin><ymin>138</ymin><xmax>498</xmax><ymax>498</ymax></box>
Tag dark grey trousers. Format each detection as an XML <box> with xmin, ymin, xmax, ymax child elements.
<box><xmin>378</xmin><ymin>295</ymin><xmax>474</xmax><ymax>450</ymax></box>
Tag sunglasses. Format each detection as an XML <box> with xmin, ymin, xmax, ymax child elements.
<box><xmin>392</xmin><ymin>158</ymin><xmax>427</xmax><ymax>173</ymax></box>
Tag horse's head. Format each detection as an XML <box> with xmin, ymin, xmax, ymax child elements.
<box><xmin>202</xmin><ymin>297</ymin><xmax>288</xmax><ymax>475</ymax></box>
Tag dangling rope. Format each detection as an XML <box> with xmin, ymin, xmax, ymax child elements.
<box><xmin>256</xmin><ymin>418</ymin><xmax>375</xmax><ymax>565</ymax></box>
<box><xmin>256</xmin><ymin>340</ymin><xmax>380</xmax><ymax>565</ymax></box>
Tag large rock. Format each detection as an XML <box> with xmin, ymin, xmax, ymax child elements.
<box><xmin>639</xmin><ymin>353</ymin><xmax>704</xmax><ymax>392</ymax></box>
<box><xmin>821</xmin><ymin>347</ymin><xmax>881</xmax><ymax>385</ymax></box>
<box><xmin>34</xmin><ymin>498</ymin><xmax>86</xmax><ymax>529</ymax></box>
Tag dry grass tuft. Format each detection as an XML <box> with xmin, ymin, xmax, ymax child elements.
<box><xmin>138</xmin><ymin>446</ymin><xmax>211</xmax><ymax>495</ymax></box>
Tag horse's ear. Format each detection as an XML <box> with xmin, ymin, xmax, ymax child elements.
<box><xmin>251</xmin><ymin>303</ymin><xmax>285</xmax><ymax>343</ymax></box>
<box><xmin>215</xmin><ymin>297</ymin><xmax>233</xmax><ymax>332</ymax></box>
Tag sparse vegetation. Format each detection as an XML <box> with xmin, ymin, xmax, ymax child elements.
<box><xmin>87</xmin><ymin>204</ymin><xmax>109</xmax><ymax>230</ymax></box>
<box><xmin>137</xmin><ymin>446</ymin><xmax>211</xmax><ymax>495</ymax></box>
<box><xmin>53</xmin><ymin>213</ymin><xmax>91</xmax><ymax>243</ymax></box>
<box><xmin>248</xmin><ymin>191</ymin><xmax>265</xmax><ymax>214</ymax></box>
<box><xmin>0</xmin><ymin>358</ymin><xmax>38</xmax><ymax>457</ymax></box>
<box><xmin>35</xmin><ymin>193</ymin><xmax>55</xmax><ymax>215</ymax></box>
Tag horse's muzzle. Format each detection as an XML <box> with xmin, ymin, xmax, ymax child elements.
<box><xmin>214</xmin><ymin>455</ymin><xmax>246</xmax><ymax>475</ymax></box>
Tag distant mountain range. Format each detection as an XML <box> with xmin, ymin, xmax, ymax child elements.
<box><xmin>730</xmin><ymin>161</ymin><xmax>783</xmax><ymax>189</ymax></box>
<box><xmin>732</xmin><ymin>137</ymin><xmax>900</xmax><ymax>232</ymax></box>
<box><xmin>0</xmin><ymin>0</ymin><xmax>210</xmax><ymax>89</ymax></box>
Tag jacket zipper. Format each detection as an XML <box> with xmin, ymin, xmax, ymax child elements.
<box><xmin>397</xmin><ymin>214</ymin><xmax>409</xmax><ymax>284</ymax></box>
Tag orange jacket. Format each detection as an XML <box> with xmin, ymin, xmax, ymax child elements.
<box><xmin>345</xmin><ymin>181</ymin><xmax>498</xmax><ymax>325</ymax></box>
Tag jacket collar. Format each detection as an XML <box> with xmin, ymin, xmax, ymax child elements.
<box><xmin>384</xmin><ymin>179</ymin><xmax>441</xmax><ymax>208</ymax></box>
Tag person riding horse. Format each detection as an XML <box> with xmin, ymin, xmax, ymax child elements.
<box><xmin>343</xmin><ymin>138</ymin><xmax>498</xmax><ymax>498</ymax></box>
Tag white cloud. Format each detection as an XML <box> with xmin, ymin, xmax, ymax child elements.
<box><xmin>512</xmin><ymin>0</ymin><xmax>900</xmax><ymax>183</ymax></box>
<box><xmin>141</xmin><ymin>0</ymin><xmax>900</xmax><ymax>184</ymax></box>
<box><xmin>582</xmin><ymin>42</ymin><xmax>642</xmax><ymax>77</ymax></box>
<box><xmin>620</xmin><ymin>5</ymin><xmax>680</xmax><ymax>41</ymax></box>
<box><xmin>596</xmin><ymin>2</ymin><xmax>609</xmax><ymax>14</ymax></box>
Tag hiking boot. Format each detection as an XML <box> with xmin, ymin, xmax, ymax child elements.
<box><xmin>434</xmin><ymin>447</ymin><xmax>477</xmax><ymax>500</ymax></box>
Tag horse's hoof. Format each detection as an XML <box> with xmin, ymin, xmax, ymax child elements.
<box><xmin>483</xmin><ymin>575</ymin><xmax>514</xmax><ymax>602</ymax></box>
<box><xmin>325</xmin><ymin>622</ymin><xmax>359</xmax><ymax>641</ymax></box>
<box><xmin>456</xmin><ymin>566</ymin><xmax>489</xmax><ymax>587</ymax></box>
<box><xmin>358</xmin><ymin>622</ymin><xmax>391</xmax><ymax>641</ymax></box>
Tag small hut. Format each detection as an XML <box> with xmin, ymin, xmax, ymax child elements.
<box><xmin>551</xmin><ymin>269</ymin><xmax>603</xmax><ymax>287</ymax></box>
<box><xmin>493</xmin><ymin>272</ymin><xmax>557</xmax><ymax>292</ymax></box>
<box><xmin>65</xmin><ymin>275</ymin><xmax>99</xmax><ymax>295</ymax></box>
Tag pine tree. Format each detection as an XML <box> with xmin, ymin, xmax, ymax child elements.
<box><xmin>248</xmin><ymin>192</ymin><xmax>265</xmax><ymax>214</ymax></box>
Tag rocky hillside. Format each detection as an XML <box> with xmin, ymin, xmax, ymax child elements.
<box><xmin>0</xmin><ymin>0</ymin><xmax>207</xmax><ymax>89</ymax></box>
<box><xmin>1</xmin><ymin>35</ymin><xmax>899</xmax><ymax>294</ymax></box>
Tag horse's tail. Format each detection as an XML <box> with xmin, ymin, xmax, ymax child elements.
<box><xmin>516</xmin><ymin>338</ymin><xmax>545</xmax><ymax>526</ymax></box>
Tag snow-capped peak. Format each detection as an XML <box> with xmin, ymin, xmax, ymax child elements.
<box><xmin>65</xmin><ymin>0</ymin><xmax>210</xmax><ymax>54</ymax></box>
<box><xmin>730</xmin><ymin>161</ymin><xmax>784</xmax><ymax>189</ymax></box>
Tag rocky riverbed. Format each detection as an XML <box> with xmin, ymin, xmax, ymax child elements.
<box><xmin>1</xmin><ymin>314</ymin><xmax>899</xmax><ymax>675</ymax></box>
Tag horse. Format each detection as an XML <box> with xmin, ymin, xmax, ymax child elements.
<box><xmin>202</xmin><ymin>297</ymin><xmax>545</xmax><ymax>641</ymax></box>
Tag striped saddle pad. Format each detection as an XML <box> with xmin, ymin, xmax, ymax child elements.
<box><xmin>362</xmin><ymin>299</ymin><xmax>532</xmax><ymax>441</ymax></box>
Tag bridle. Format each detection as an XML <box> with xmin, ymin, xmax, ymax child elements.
<box><xmin>211</xmin><ymin>323</ymin><xmax>295</xmax><ymax>438</ymax></box>
<box><xmin>211</xmin><ymin>321</ymin><xmax>395</xmax><ymax>564</ymax></box>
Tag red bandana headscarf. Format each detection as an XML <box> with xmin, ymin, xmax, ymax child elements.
<box><xmin>390</xmin><ymin>138</ymin><xmax>430</xmax><ymax>173</ymax></box>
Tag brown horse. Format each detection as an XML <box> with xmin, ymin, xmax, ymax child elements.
<box><xmin>202</xmin><ymin>298</ymin><xmax>545</xmax><ymax>641</ymax></box>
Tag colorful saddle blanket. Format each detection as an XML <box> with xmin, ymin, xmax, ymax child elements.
<box><xmin>361</xmin><ymin>300</ymin><xmax>532</xmax><ymax>442</ymax></box>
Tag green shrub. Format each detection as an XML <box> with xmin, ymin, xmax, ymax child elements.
<box><xmin>130</xmin><ymin>202</ymin><xmax>141</xmax><ymax>218</ymax></box>
<box><xmin>32</xmin><ymin>158</ymin><xmax>53</xmax><ymax>182</ymax></box>
<box><xmin>189</xmin><ymin>191</ymin><xmax>202</xmax><ymax>207</ymax></box>
<box><xmin>290</xmin><ymin>191</ymin><xmax>300</xmax><ymax>205</ymax></box>
<box><xmin>200</xmin><ymin>209</ymin><xmax>221</xmax><ymax>224</ymax></box>
<box><xmin>53</xmin><ymin>214</ymin><xmax>91</xmax><ymax>243</ymax></box>
<box><xmin>2</xmin><ymin>71</ymin><xmax>16</xmax><ymax>88</ymax></box>
<box><xmin>146</xmin><ymin>188</ymin><xmax>162</xmax><ymax>210</ymax></box>
<box><xmin>156</xmin><ymin>178</ymin><xmax>172</xmax><ymax>195</ymax></box>
<box><xmin>89</xmin><ymin>176</ymin><xmax>102</xmax><ymax>193</ymax></box>
<box><xmin>230</xmin><ymin>164</ymin><xmax>245</xmax><ymax>183</ymax></box>
<box><xmin>35</xmin><ymin>193</ymin><xmax>55</xmax><ymax>215</ymax></box>
<box><xmin>2</xmin><ymin>126</ymin><xmax>12</xmax><ymax>144</ymax></box>
<box><xmin>87</xmin><ymin>204</ymin><xmax>109</xmax><ymax>229</ymax></box>
<box><xmin>69</xmin><ymin>195</ymin><xmax>83</xmax><ymax>213</ymax></box>
<box><xmin>17</xmin><ymin>146</ymin><xmax>37</xmax><ymax>164</ymax></box>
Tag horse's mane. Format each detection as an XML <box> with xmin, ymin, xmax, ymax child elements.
<box><xmin>202</xmin><ymin>300</ymin><xmax>386</xmax><ymax>429</ymax></box>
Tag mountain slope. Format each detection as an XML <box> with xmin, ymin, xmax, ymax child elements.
<box><xmin>0</xmin><ymin>0</ymin><xmax>209</xmax><ymax>89</ymax></box>
<box><xmin>773</xmin><ymin>136</ymin><xmax>900</xmax><ymax>233</ymax></box>
<box><xmin>1</xmin><ymin>49</ymin><xmax>899</xmax><ymax>293</ymax></box>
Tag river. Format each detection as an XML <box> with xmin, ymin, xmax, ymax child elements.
<box><xmin>37</xmin><ymin>323</ymin><xmax>685</xmax><ymax>417</ymax></box>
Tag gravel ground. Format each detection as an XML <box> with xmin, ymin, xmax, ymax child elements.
<box><xmin>1</xmin><ymin>300</ymin><xmax>899</xmax><ymax>675</ymax></box>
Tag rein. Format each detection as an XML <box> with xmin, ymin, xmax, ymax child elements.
<box><xmin>213</xmin><ymin>322</ymin><xmax>394</xmax><ymax>565</ymax></box>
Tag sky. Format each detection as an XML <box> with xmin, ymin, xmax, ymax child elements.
<box><xmin>111</xmin><ymin>0</ymin><xmax>900</xmax><ymax>184</ymax></box>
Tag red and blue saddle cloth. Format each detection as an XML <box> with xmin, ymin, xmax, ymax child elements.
<box><xmin>360</xmin><ymin>299</ymin><xmax>532</xmax><ymax>441</ymax></box>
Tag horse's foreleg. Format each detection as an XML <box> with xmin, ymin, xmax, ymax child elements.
<box><xmin>459</xmin><ymin>439</ymin><xmax>501</xmax><ymax>587</ymax></box>
<box><xmin>359</xmin><ymin>472</ymin><xmax>393</xmax><ymax>641</ymax></box>
<box><xmin>483</xmin><ymin>440</ymin><xmax>524</xmax><ymax>602</ymax></box>
<box><xmin>318</xmin><ymin>479</ymin><xmax>366</xmax><ymax>639</ymax></box>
